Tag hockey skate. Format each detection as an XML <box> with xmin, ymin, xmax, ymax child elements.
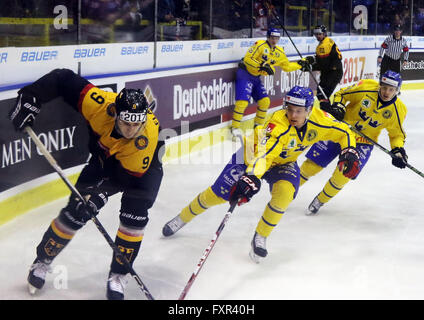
<box><xmin>106</xmin><ymin>272</ymin><xmax>128</xmax><ymax>300</ymax></box>
<box><xmin>162</xmin><ymin>215</ymin><xmax>186</xmax><ymax>237</ymax></box>
<box><xmin>306</xmin><ymin>196</ymin><xmax>324</xmax><ymax>215</ymax></box>
<box><xmin>27</xmin><ymin>259</ymin><xmax>52</xmax><ymax>295</ymax></box>
<box><xmin>249</xmin><ymin>232</ymin><xmax>268</xmax><ymax>263</ymax></box>
<box><xmin>230</xmin><ymin>127</ymin><xmax>243</xmax><ymax>142</ymax></box>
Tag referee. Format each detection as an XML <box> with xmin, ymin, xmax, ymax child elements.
<box><xmin>377</xmin><ymin>24</ymin><xmax>409</xmax><ymax>78</ymax></box>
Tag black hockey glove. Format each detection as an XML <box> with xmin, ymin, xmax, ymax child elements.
<box><xmin>391</xmin><ymin>147</ymin><xmax>408</xmax><ymax>169</ymax></box>
<box><xmin>229</xmin><ymin>174</ymin><xmax>261</xmax><ymax>206</ymax></box>
<box><xmin>321</xmin><ymin>102</ymin><xmax>346</xmax><ymax>121</ymax></box>
<box><xmin>338</xmin><ymin>147</ymin><xmax>360</xmax><ymax>179</ymax></box>
<box><xmin>73</xmin><ymin>192</ymin><xmax>108</xmax><ymax>223</ymax></box>
<box><xmin>297</xmin><ymin>59</ymin><xmax>311</xmax><ymax>72</ymax></box>
<box><xmin>259</xmin><ymin>62</ymin><xmax>275</xmax><ymax>75</ymax></box>
<box><xmin>9</xmin><ymin>91</ymin><xmax>41</xmax><ymax>131</ymax></box>
<box><xmin>305</xmin><ymin>55</ymin><xmax>315</xmax><ymax>65</ymax></box>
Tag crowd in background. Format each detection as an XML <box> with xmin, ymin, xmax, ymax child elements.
<box><xmin>0</xmin><ymin>0</ymin><xmax>423</xmax><ymax>46</ymax></box>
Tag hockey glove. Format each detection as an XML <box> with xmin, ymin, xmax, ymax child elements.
<box><xmin>297</xmin><ymin>59</ymin><xmax>311</xmax><ymax>72</ymax></box>
<box><xmin>321</xmin><ymin>102</ymin><xmax>346</xmax><ymax>121</ymax></box>
<box><xmin>229</xmin><ymin>175</ymin><xmax>261</xmax><ymax>206</ymax></box>
<box><xmin>9</xmin><ymin>91</ymin><xmax>42</xmax><ymax>131</ymax></box>
<box><xmin>305</xmin><ymin>55</ymin><xmax>315</xmax><ymax>65</ymax></box>
<box><xmin>338</xmin><ymin>147</ymin><xmax>360</xmax><ymax>179</ymax></box>
<box><xmin>391</xmin><ymin>147</ymin><xmax>408</xmax><ymax>169</ymax></box>
<box><xmin>259</xmin><ymin>62</ymin><xmax>275</xmax><ymax>75</ymax></box>
<box><xmin>73</xmin><ymin>192</ymin><xmax>108</xmax><ymax>223</ymax></box>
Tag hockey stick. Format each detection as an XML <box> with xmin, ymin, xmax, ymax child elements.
<box><xmin>337</xmin><ymin>122</ymin><xmax>424</xmax><ymax>178</ymax></box>
<box><xmin>178</xmin><ymin>201</ymin><xmax>237</xmax><ymax>300</ymax></box>
<box><xmin>24</xmin><ymin>126</ymin><xmax>155</xmax><ymax>300</ymax></box>
<box><xmin>266</xmin><ymin>6</ymin><xmax>424</xmax><ymax>178</ymax></box>
<box><xmin>265</xmin><ymin>4</ymin><xmax>328</xmax><ymax>100</ymax></box>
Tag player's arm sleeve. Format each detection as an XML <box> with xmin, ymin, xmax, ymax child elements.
<box><xmin>276</xmin><ymin>51</ymin><xmax>302</xmax><ymax>72</ymax></box>
<box><xmin>243</xmin><ymin>43</ymin><xmax>263</xmax><ymax>70</ymax></box>
<box><xmin>332</xmin><ymin>81</ymin><xmax>364</xmax><ymax>106</ymax></box>
<box><xmin>329</xmin><ymin>44</ymin><xmax>342</xmax><ymax>69</ymax></box>
<box><xmin>328</xmin><ymin>121</ymin><xmax>357</xmax><ymax>150</ymax></box>
<box><xmin>387</xmin><ymin>104</ymin><xmax>407</xmax><ymax>149</ymax></box>
<box><xmin>18</xmin><ymin>68</ymin><xmax>91</xmax><ymax>111</ymax></box>
<box><xmin>245</xmin><ymin>129</ymin><xmax>287</xmax><ymax>179</ymax></box>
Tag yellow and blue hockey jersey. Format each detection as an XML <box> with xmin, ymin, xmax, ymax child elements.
<box><xmin>332</xmin><ymin>79</ymin><xmax>407</xmax><ymax>149</ymax></box>
<box><xmin>244</xmin><ymin>106</ymin><xmax>356</xmax><ymax>178</ymax></box>
<box><xmin>242</xmin><ymin>40</ymin><xmax>301</xmax><ymax>77</ymax></box>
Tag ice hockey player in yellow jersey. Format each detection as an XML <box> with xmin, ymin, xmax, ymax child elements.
<box><xmin>299</xmin><ymin>70</ymin><xmax>408</xmax><ymax>215</ymax></box>
<box><xmin>9</xmin><ymin>68</ymin><xmax>163</xmax><ymax>300</ymax></box>
<box><xmin>163</xmin><ymin>86</ymin><xmax>359</xmax><ymax>263</ymax></box>
<box><xmin>231</xmin><ymin>28</ymin><xmax>311</xmax><ymax>138</ymax></box>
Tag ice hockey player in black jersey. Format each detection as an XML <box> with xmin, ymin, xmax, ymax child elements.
<box><xmin>8</xmin><ymin>68</ymin><xmax>163</xmax><ymax>300</ymax></box>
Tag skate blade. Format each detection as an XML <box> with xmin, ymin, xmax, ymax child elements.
<box><xmin>305</xmin><ymin>208</ymin><xmax>318</xmax><ymax>216</ymax></box>
<box><xmin>28</xmin><ymin>283</ymin><xmax>38</xmax><ymax>295</ymax></box>
<box><xmin>249</xmin><ymin>248</ymin><xmax>263</xmax><ymax>264</ymax></box>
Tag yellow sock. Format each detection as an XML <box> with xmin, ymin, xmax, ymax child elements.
<box><xmin>255</xmin><ymin>180</ymin><xmax>295</xmax><ymax>237</ymax></box>
<box><xmin>317</xmin><ymin>167</ymin><xmax>350</xmax><ymax>204</ymax></box>
<box><xmin>299</xmin><ymin>159</ymin><xmax>324</xmax><ymax>186</ymax></box>
<box><xmin>254</xmin><ymin>97</ymin><xmax>270</xmax><ymax>127</ymax></box>
<box><xmin>180</xmin><ymin>187</ymin><xmax>226</xmax><ymax>223</ymax></box>
<box><xmin>232</xmin><ymin>100</ymin><xmax>249</xmax><ymax>129</ymax></box>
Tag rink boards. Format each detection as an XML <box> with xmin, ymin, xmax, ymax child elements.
<box><xmin>0</xmin><ymin>38</ymin><xmax>423</xmax><ymax>225</ymax></box>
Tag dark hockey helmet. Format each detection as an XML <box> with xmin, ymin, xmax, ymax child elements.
<box><xmin>267</xmin><ymin>27</ymin><xmax>281</xmax><ymax>38</ymax></box>
<box><xmin>313</xmin><ymin>25</ymin><xmax>327</xmax><ymax>35</ymax></box>
<box><xmin>285</xmin><ymin>86</ymin><xmax>314</xmax><ymax>109</ymax></box>
<box><xmin>115</xmin><ymin>88</ymin><xmax>148</xmax><ymax>123</ymax></box>
<box><xmin>393</xmin><ymin>24</ymin><xmax>402</xmax><ymax>32</ymax></box>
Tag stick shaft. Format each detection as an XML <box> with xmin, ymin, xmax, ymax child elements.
<box><xmin>24</xmin><ymin>126</ymin><xmax>155</xmax><ymax>300</ymax></box>
<box><xmin>178</xmin><ymin>202</ymin><xmax>237</xmax><ymax>300</ymax></box>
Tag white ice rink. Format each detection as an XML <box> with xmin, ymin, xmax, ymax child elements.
<box><xmin>1</xmin><ymin>90</ymin><xmax>424</xmax><ymax>300</ymax></box>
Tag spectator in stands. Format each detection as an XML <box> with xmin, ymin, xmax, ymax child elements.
<box><xmin>158</xmin><ymin>0</ymin><xmax>176</xmax><ymax>22</ymax></box>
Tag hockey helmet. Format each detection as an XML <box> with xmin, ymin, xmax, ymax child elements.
<box><xmin>393</xmin><ymin>24</ymin><xmax>402</xmax><ymax>32</ymax></box>
<box><xmin>285</xmin><ymin>86</ymin><xmax>314</xmax><ymax>109</ymax></box>
<box><xmin>267</xmin><ymin>27</ymin><xmax>281</xmax><ymax>38</ymax></box>
<box><xmin>115</xmin><ymin>88</ymin><xmax>149</xmax><ymax>123</ymax></box>
<box><xmin>380</xmin><ymin>70</ymin><xmax>402</xmax><ymax>90</ymax></box>
<box><xmin>313</xmin><ymin>25</ymin><xmax>327</xmax><ymax>35</ymax></box>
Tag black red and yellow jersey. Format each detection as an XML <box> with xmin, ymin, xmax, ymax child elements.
<box><xmin>20</xmin><ymin>68</ymin><xmax>162</xmax><ymax>185</ymax></box>
<box><xmin>314</xmin><ymin>37</ymin><xmax>342</xmax><ymax>72</ymax></box>
<box><xmin>78</xmin><ymin>84</ymin><xmax>160</xmax><ymax>177</ymax></box>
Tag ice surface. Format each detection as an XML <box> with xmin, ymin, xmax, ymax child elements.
<box><xmin>1</xmin><ymin>90</ymin><xmax>424</xmax><ymax>300</ymax></box>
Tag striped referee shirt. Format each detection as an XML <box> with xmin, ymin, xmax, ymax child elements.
<box><xmin>379</xmin><ymin>35</ymin><xmax>409</xmax><ymax>61</ymax></box>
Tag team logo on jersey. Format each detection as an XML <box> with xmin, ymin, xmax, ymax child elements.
<box><xmin>361</xmin><ymin>99</ymin><xmax>371</xmax><ymax>108</ymax></box>
<box><xmin>44</xmin><ymin>238</ymin><xmax>64</xmax><ymax>257</ymax></box>
<box><xmin>306</xmin><ymin>129</ymin><xmax>318</xmax><ymax>141</ymax></box>
<box><xmin>116</xmin><ymin>246</ymin><xmax>134</xmax><ymax>265</ymax></box>
<box><xmin>135</xmin><ymin>135</ymin><xmax>148</xmax><ymax>150</ymax></box>
<box><xmin>382</xmin><ymin>109</ymin><xmax>392</xmax><ymax>119</ymax></box>
<box><xmin>266</xmin><ymin>123</ymin><xmax>276</xmax><ymax>133</ymax></box>
<box><xmin>264</xmin><ymin>48</ymin><xmax>269</xmax><ymax>54</ymax></box>
<box><xmin>230</xmin><ymin>166</ymin><xmax>245</xmax><ymax>181</ymax></box>
<box><xmin>288</xmin><ymin>138</ymin><xmax>297</xmax><ymax>149</ymax></box>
